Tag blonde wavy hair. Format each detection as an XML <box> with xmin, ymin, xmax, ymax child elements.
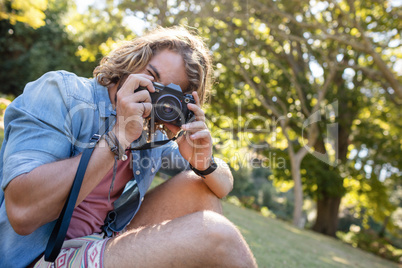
<box><xmin>94</xmin><ymin>26</ymin><xmax>213</xmax><ymax>105</ymax></box>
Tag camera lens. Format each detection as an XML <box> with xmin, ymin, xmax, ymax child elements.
<box><xmin>155</xmin><ymin>94</ymin><xmax>182</xmax><ymax>122</ymax></box>
<box><xmin>162</xmin><ymin>103</ymin><xmax>173</xmax><ymax>114</ymax></box>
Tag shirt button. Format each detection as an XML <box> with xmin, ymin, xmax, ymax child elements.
<box><xmin>135</xmin><ymin>170</ymin><xmax>141</xmax><ymax>175</ymax></box>
<box><xmin>141</xmin><ymin>197</ymin><xmax>144</xmax><ymax>202</ymax></box>
<box><xmin>151</xmin><ymin>168</ymin><xmax>155</xmax><ymax>173</ymax></box>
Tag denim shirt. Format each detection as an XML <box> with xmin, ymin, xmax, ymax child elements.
<box><xmin>0</xmin><ymin>71</ymin><xmax>189</xmax><ymax>267</ymax></box>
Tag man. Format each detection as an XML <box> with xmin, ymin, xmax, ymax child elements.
<box><xmin>0</xmin><ymin>27</ymin><xmax>257</xmax><ymax>267</ymax></box>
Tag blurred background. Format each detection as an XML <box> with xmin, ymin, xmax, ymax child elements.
<box><xmin>0</xmin><ymin>0</ymin><xmax>401</xmax><ymax>266</ymax></box>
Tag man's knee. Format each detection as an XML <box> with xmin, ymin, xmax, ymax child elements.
<box><xmin>200</xmin><ymin>210</ymin><xmax>241</xmax><ymax>246</ymax></box>
<box><xmin>107</xmin><ymin>211</ymin><xmax>255</xmax><ymax>267</ymax></box>
<box><xmin>188</xmin><ymin>211</ymin><xmax>256</xmax><ymax>267</ymax></box>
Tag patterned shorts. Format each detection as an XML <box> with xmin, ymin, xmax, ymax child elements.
<box><xmin>34</xmin><ymin>234</ymin><xmax>110</xmax><ymax>268</ymax></box>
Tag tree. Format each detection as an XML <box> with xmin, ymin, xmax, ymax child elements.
<box><xmin>62</xmin><ymin>0</ymin><xmax>133</xmax><ymax>63</ymax></box>
<box><xmin>0</xmin><ymin>0</ymin><xmax>131</xmax><ymax>96</ymax></box>
<box><xmin>116</xmin><ymin>0</ymin><xmax>401</xmax><ymax>235</ymax></box>
<box><xmin>344</xmin><ymin>88</ymin><xmax>401</xmax><ymax>236</ymax></box>
<box><xmin>0</xmin><ymin>0</ymin><xmax>95</xmax><ymax>96</ymax></box>
<box><xmin>0</xmin><ymin>0</ymin><xmax>48</xmax><ymax>29</ymax></box>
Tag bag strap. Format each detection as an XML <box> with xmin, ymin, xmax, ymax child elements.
<box><xmin>44</xmin><ymin>133</ymin><xmax>102</xmax><ymax>262</ymax></box>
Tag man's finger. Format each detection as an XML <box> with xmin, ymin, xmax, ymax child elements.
<box><xmin>189</xmin><ymin>129</ymin><xmax>211</xmax><ymax>141</ymax></box>
<box><xmin>120</xmin><ymin>89</ymin><xmax>152</xmax><ymax>105</ymax></box>
<box><xmin>182</xmin><ymin>121</ymin><xmax>207</xmax><ymax>134</ymax></box>
<box><xmin>192</xmin><ymin>91</ymin><xmax>201</xmax><ymax>106</ymax></box>
<box><xmin>186</xmin><ymin>103</ymin><xmax>205</xmax><ymax>122</ymax></box>
<box><xmin>140</xmin><ymin>102</ymin><xmax>153</xmax><ymax>118</ymax></box>
<box><xmin>118</xmin><ymin>74</ymin><xmax>155</xmax><ymax>99</ymax></box>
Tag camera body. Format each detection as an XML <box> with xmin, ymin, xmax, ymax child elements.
<box><xmin>136</xmin><ymin>82</ymin><xmax>195</xmax><ymax>127</ymax></box>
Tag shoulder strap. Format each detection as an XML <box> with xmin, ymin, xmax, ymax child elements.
<box><xmin>44</xmin><ymin>134</ymin><xmax>102</xmax><ymax>262</ymax></box>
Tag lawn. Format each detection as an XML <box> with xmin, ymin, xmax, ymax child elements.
<box><xmin>0</xmin><ymin>132</ymin><xmax>398</xmax><ymax>268</ymax></box>
<box><xmin>222</xmin><ymin>202</ymin><xmax>398</xmax><ymax>268</ymax></box>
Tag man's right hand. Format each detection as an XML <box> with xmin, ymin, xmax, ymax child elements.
<box><xmin>112</xmin><ymin>74</ymin><xmax>155</xmax><ymax>148</ymax></box>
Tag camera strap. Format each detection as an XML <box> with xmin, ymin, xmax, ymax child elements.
<box><xmin>44</xmin><ymin>118</ymin><xmax>111</xmax><ymax>262</ymax></box>
<box><xmin>129</xmin><ymin>130</ymin><xmax>184</xmax><ymax>150</ymax></box>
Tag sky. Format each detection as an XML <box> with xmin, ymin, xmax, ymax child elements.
<box><xmin>75</xmin><ymin>0</ymin><xmax>96</xmax><ymax>14</ymax></box>
<box><xmin>74</xmin><ymin>0</ymin><xmax>146</xmax><ymax>34</ymax></box>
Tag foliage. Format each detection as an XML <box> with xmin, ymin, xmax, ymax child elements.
<box><xmin>228</xmin><ymin>164</ymin><xmax>296</xmax><ymax>221</ymax></box>
<box><xmin>0</xmin><ymin>0</ymin><xmax>135</xmax><ymax>96</ymax></box>
<box><xmin>0</xmin><ymin>0</ymin><xmax>48</xmax><ymax>29</ymax></box>
<box><xmin>115</xmin><ymin>0</ymin><xmax>402</xmax><ymax>233</ymax></box>
<box><xmin>342</xmin><ymin>88</ymin><xmax>402</xmax><ymax>235</ymax></box>
<box><xmin>0</xmin><ymin>1</ymin><xmax>95</xmax><ymax>96</ymax></box>
<box><xmin>337</xmin><ymin>226</ymin><xmax>402</xmax><ymax>263</ymax></box>
<box><xmin>62</xmin><ymin>0</ymin><xmax>133</xmax><ymax>63</ymax></box>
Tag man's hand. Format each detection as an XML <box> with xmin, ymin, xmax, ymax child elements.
<box><xmin>112</xmin><ymin>74</ymin><xmax>155</xmax><ymax>148</ymax></box>
<box><xmin>167</xmin><ymin>91</ymin><xmax>213</xmax><ymax>171</ymax></box>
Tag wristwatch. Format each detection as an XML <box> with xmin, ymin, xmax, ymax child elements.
<box><xmin>190</xmin><ymin>156</ymin><xmax>218</xmax><ymax>178</ymax></box>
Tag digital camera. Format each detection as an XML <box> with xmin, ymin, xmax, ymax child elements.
<box><xmin>136</xmin><ymin>82</ymin><xmax>195</xmax><ymax>127</ymax></box>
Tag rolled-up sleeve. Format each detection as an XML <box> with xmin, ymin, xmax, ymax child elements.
<box><xmin>1</xmin><ymin>71</ymin><xmax>73</xmax><ymax>190</ymax></box>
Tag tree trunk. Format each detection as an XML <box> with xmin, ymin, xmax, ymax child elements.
<box><xmin>312</xmin><ymin>195</ymin><xmax>341</xmax><ymax>237</ymax></box>
<box><xmin>312</xmin><ymin>99</ymin><xmax>353</xmax><ymax>237</ymax></box>
<box><xmin>379</xmin><ymin>215</ymin><xmax>390</xmax><ymax>238</ymax></box>
<box><xmin>311</xmin><ymin>135</ymin><xmax>343</xmax><ymax>237</ymax></box>
<box><xmin>290</xmin><ymin>157</ymin><xmax>304</xmax><ymax>228</ymax></box>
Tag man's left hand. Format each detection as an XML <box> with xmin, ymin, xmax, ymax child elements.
<box><xmin>165</xmin><ymin>91</ymin><xmax>213</xmax><ymax>171</ymax></box>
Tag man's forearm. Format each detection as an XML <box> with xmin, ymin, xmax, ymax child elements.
<box><xmin>201</xmin><ymin>158</ymin><xmax>233</xmax><ymax>199</ymax></box>
<box><xmin>4</xmin><ymin>139</ymin><xmax>116</xmax><ymax>235</ymax></box>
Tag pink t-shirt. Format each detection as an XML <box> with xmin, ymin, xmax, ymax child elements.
<box><xmin>66</xmin><ymin>156</ymin><xmax>133</xmax><ymax>239</ymax></box>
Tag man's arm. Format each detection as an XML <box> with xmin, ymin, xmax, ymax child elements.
<box><xmin>4</xmin><ymin>73</ymin><xmax>155</xmax><ymax>235</ymax></box>
<box><xmin>168</xmin><ymin>91</ymin><xmax>233</xmax><ymax>199</ymax></box>
<box><xmin>160</xmin><ymin>143</ymin><xmax>233</xmax><ymax>199</ymax></box>
<box><xmin>4</xmin><ymin>139</ymin><xmax>116</xmax><ymax>235</ymax></box>
<box><xmin>196</xmin><ymin>157</ymin><xmax>233</xmax><ymax>199</ymax></box>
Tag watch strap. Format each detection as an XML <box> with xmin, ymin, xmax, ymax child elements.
<box><xmin>190</xmin><ymin>156</ymin><xmax>218</xmax><ymax>178</ymax></box>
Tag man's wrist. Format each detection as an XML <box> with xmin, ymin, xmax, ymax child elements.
<box><xmin>194</xmin><ymin>156</ymin><xmax>212</xmax><ymax>171</ymax></box>
<box><xmin>111</xmin><ymin>127</ymin><xmax>131</xmax><ymax>149</ymax></box>
<box><xmin>189</xmin><ymin>152</ymin><xmax>214</xmax><ymax>171</ymax></box>
<box><xmin>104</xmin><ymin>130</ymin><xmax>128</xmax><ymax>161</ymax></box>
<box><xmin>190</xmin><ymin>156</ymin><xmax>218</xmax><ymax>178</ymax></box>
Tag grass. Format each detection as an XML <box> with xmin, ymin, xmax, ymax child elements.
<box><xmin>0</xmin><ymin>133</ymin><xmax>397</xmax><ymax>267</ymax></box>
<box><xmin>222</xmin><ymin>202</ymin><xmax>398</xmax><ymax>268</ymax></box>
